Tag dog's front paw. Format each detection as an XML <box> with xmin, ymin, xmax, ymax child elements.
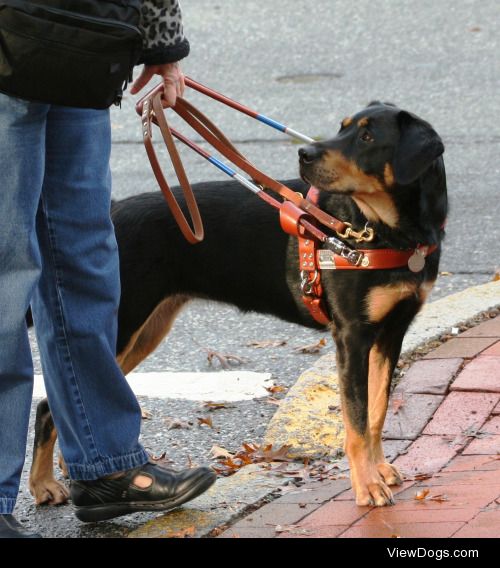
<box><xmin>377</xmin><ymin>462</ymin><xmax>403</xmax><ymax>486</ymax></box>
<box><xmin>352</xmin><ymin>471</ymin><xmax>395</xmax><ymax>507</ymax></box>
<box><xmin>29</xmin><ymin>477</ymin><xmax>69</xmax><ymax>506</ymax></box>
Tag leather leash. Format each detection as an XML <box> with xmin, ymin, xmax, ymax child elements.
<box><xmin>138</xmin><ymin>83</ymin><xmax>359</xmax><ymax>240</ymax></box>
<box><xmin>137</xmin><ymin>82</ymin><xmax>437</xmax><ymax>325</ymax></box>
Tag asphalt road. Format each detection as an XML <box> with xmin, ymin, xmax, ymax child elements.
<box><xmin>16</xmin><ymin>0</ymin><xmax>500</xmax><ymax>537</ymax></box>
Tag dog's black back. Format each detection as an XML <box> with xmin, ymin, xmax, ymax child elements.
<box><xmin>111</xmin><ymin>179</ymin><xmax>323</xmax><ymax>354</ymax></box>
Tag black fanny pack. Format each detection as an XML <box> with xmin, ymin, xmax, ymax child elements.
<box><xmin>0</xmin><ymin>0</ymin><xmax>143</xmax><ymax>109</ymax></box>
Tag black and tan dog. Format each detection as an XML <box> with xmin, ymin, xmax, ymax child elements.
<box><xmin>29</xmin><ymin>101</ymin><xmax>447</xmax><ymax>508</ymax></box>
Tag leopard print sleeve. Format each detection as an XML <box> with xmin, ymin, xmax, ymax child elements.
<box><xmin>139</xmin><ymin>0</ymin><xmax>190</xmax><ymax>65</ymax></box>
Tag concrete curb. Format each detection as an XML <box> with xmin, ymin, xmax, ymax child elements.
<box><xmin>263</xmin><ymin>281</ymin><xmax>500</xmax><ymax>457</ymax></box>
<box><xmin>400</xmin><ymin>280</ymin><xmax>500</xmax><ymax>356</ymax></box>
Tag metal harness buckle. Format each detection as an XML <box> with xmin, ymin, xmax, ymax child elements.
<box><xmin>336</xmin><ymin>222</ymin><xmax>375</xmax><ymax>243</ymax></box>
<box><xmin>324</xmin><ymin>236</ymin><xmax>366</xmax><ymax>266</ymax></box>
<box><xmin>300</xmin><ymin>270</ymin><xmax>320</xmax><ymax>296</ymax></box>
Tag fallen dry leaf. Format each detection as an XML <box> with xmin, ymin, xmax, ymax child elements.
<box><xmin>198</xmin><ymin>416</ymin><xmax>214</xmax><ymax>429</ymax></box>
<box><xmin>263</xmin><ymin>397</ymin><xmax>281</xmax><ymax>406</ymax></box>
<box><xmin>413</xmin><ymin>473</ymin><xmax>433</xmax><ymax>481</ymax></box>
<box><xmin>149</xmin><ymin>452</ymin><xmax>175</xmax><ymax>466</ymax></box>
<box><xmin>414</xmin><ymin>489</ymin><xmax>430</xmax><ymax>501</ymax></box>
<box><xmin>265</xmin><ymin>384</ymin><xmax>287</xmax><ymax>395</ymax></box>
<box><xmin>169</xmin><ymin>526</ymin><xmax>196</xmax><ymax>538</ymax></box>
<box><xmin>493</xmin><ymin>269</ymin><xmax>500</xmax><ymax>282</ymax></box>
<box><xmin>209</xmin><ymin>446</ymin><xmax>233</xmax><ymax>460</ymax></box>
<box><xmin>293</xmin><ymin>338</ymin><xmax>327</xmax><ymax>354</ymax></box>
<box><xmin>203</xmin><ymin>401</ymin><xmax>229</xmax><ymax>411</ymax></box>
<box><xmin>211</xmin><ymin>442</ymin><xmax>292</xmax><ymax>476</ymax></box>
<box><xmin>205</xmin><ymin>349</ymin><xmax>246</xmax><ymax>369</ymax></box>
<box><xmin>392</xmin><ymin>394</ymin><xmax>405</xmax><ymax>414</ymax></box>
<box><xmin>268</xmin><ymin>458</ymin><xmax>346</xmax><ymax>484</ymax></box>
<box><xmin>274</xmin><ymin>524</ymin><xmax>312</xmax><ymax>536</ymax></box>
<box><xmin>428</xmin><ymin>494</ymin><xmax>449</xmax><ymax>503</ymax></box>
<box><xmin>210</xmin><ymin>527</ymin><xmax>225</xmax><ymax>537</ymax></box>
<box><xmin>255</xmin><ymin>444</ymin><xmax>293</xmax><ymax>462</ymax></box>
<box><xmin>247</xmin><ymin>339</ymin><xmax>287</xmax><ymax>348</ymax></box>
<box><xmin>164</xmin><ymin>417</ymin><xmax>192</xmax><ymax>430</ymax></box>
<box><xmin>141</xmin><ymin>408</ymin><xmax>152</xmax><ymax>420</ymax></box>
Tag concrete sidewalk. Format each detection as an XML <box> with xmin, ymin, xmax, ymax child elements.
<box><xmin>219</xmin><ymin>314</ymin><xmax>500</xmax><ymax>538</ymax></box>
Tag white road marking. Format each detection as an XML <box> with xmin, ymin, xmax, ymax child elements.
<box><xmin>33</xmin><ymin>371</ymin><xmax>274</xmax><ymax>402</ymax></box>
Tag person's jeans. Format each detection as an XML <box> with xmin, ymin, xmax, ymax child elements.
<box><xmin>0</xmin><ymin>94</ymin><xmax>149</xmax><ymax>514</ymax></box>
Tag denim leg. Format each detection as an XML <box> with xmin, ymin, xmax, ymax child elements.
<box><xmin>0</xmin><ymin>95</ymin><xmax>48</xmax><ymax>513</ymax></box>
<box><xmin>30</xmin><ymin>105</ymin><xmax>148</xmax><ymax>480</ymax></box>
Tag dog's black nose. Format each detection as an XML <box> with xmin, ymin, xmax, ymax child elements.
<box><xmin>299</xmin><ymin>145</ymin><xmax>323</xmax><ymax>164</ymax></box>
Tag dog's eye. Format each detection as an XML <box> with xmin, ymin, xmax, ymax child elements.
<box><xmin>360</xmin><ymin>132</ymin><xmax>374</xmax><ymax>143</ymax></box>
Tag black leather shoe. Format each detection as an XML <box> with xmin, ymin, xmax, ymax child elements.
<box><xmin>0</xmin><ymin>515</ymin><xmax>42</xmax><ymax>538</ymax></box>
<box><xmin>71</xmin><ymin>462</ymin><xmax>217</xmax><ymax>522</ymax></box>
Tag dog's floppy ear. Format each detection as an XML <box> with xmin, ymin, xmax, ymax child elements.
<box><xmin>393</xmin><ymin>111</ymin><xmax>444</xmax><ymax>185</ymax></box>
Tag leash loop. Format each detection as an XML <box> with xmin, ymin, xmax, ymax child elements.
<box><xmin>142</xmin><ymin>92</ymin><xmax>204</xmax><ymax>244</ymax></box>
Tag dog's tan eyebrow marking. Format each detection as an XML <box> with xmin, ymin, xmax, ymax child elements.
<box><xmin>342</xmin><ymin>117</ymin><xmax>353</xmax><ymax>128</ymax></box>
<box><xmin>357</xmin><ymin>117</ymin><xmax>369</xmax><ymax>128</ymax></box>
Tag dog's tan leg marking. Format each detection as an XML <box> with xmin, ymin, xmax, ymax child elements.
<box><xmin>368</xmin><ymin>345</ymin><xmax>403</xmax><ymax>487</ymax></box>
<box><xmin>29</xmin><ymin>428</ymin><xmax>69</xmax><ymax>506</ymax></box>
<box><xmin>366</xmin><ymin>283</ymin><xmax>417</xmax><ymax>323</ymax></box>
<box><xmin>342</xmin><ymin>410</ymin><xmax>394</xmax><ymax>507</ymax></box>
<box><xmin>117</xmin><ymin>295</ymin><xmax>191</xmax><ymax>375</ymax></box>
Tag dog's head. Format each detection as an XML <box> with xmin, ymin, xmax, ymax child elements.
<box><xmin>299</xmin><ymin>102</ymin><xmax>444</xmax><ymax>194</ymax></box>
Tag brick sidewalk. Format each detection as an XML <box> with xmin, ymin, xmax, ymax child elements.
<box><xmin>220</xmin><ymin>315</ymin><xmax>500</xmax><ymax>538</ymax></box>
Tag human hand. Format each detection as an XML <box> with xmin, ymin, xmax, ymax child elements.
<box><xmin>130</xmin><ymin>62</ymin><xmax>185</xmax><ymax>107</ymax></box>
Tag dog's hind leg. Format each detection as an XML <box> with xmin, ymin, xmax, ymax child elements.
<box><xmin>29</xmin><ymin>398</ymin><xmax>69</xmax><ymax>505</ymax></box>
<box><xmin>117</xmin><ymin>295</ymin><xmax>191</xmax><ymax>375</ymax></box>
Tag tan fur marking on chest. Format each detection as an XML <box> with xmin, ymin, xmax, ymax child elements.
<box><xmin>366</xmin><ymin>283</ymin><xmax>418</xmax><ymax>323</ymax></box>
<box><xmin>353</xmin><ymin>192</ymin><xmax>399</xmax><ymax>228</ymax></box>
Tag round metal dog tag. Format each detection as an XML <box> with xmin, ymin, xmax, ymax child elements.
<box><xmin>408</xmin><ymin>251</ymin><xmax>425</xmax><ymax>273</ymax></box>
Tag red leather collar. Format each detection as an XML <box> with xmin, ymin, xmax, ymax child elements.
<box><xmin>296</xmin><ymin>187</ymin><xmax>437</xmax><ymax>326</ymax></box>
